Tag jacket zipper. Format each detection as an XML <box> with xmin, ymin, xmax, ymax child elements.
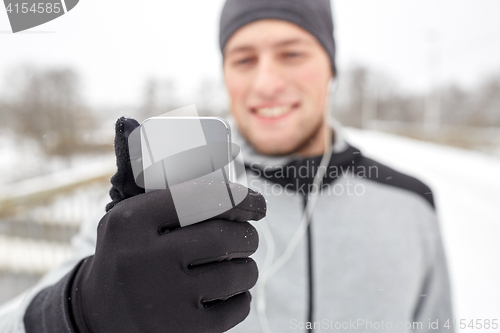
<box><xmin>303</xmin><ymin>194</ymin><xmax>314</xmax><ymax>332</ymax></box>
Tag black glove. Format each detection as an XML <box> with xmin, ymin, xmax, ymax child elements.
<box><xmin>70</xmin><ymin>182</ymin><xmax>265</xmax><ymax>333</ymax></box>
<box><xmin>24</xmin><ymin>117</ymin><xmax>266</xmax><ymax>333</ymax></box>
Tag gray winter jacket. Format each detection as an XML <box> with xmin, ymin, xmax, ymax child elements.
<box><xmin>0</xmin><ymin>119</ymin><xmax>453</xmax><ymax>332</ymax></box>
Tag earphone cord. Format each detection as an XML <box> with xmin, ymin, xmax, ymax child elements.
<box><xmin>256</xmin><ymin>78</ymin><xmax>338</xmax><ymax>333</ymax></box>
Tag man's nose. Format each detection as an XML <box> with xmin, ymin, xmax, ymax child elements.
<box><xmin>252</xmin><ymin>58</ymin><xmax>286</xmax><ymax>99</ymax></box>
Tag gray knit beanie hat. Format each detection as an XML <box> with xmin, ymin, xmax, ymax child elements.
<box><xmin>219</xmin><ymin>0</ymin><xmax>336</xmax><ymax>75</ymax></box>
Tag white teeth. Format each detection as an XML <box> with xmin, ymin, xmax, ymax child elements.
<box><xmin>255</xmin><ymin>106</ymin><xmax>292</xmax><ymax>118</ymax></box>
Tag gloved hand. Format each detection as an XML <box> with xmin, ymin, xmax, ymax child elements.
<box><xmin>70</xmin><ymin>181</ymin><xmax>265</xmax><ymax>333</ymax></box>
<box><xmin>66</xmin><ymin>117</ymin><xmax>266</xmax><ymax>333</ymax></box>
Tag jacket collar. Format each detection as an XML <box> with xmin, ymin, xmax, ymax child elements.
<box><xmin>226</xmin><ymin>116</ymin><xmax>362</xmax><ymax>193</ymax></box>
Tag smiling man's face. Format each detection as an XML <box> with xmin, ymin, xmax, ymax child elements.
<box><xmin>223</xmin><ymin>19</ymin><xmax>333</xmax><ymax>156</ymax></box>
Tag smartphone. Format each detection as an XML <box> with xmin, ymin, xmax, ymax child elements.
<box><xmin>139</xmin><ymin>117</ymin><xmax>233</xmax><ymax>192</ymax></box>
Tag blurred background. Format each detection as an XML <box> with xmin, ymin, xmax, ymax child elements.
<box><xmin>1</xmin><ymin>0</ymin><xmax>499</xmax><ymax>328</ymax></box>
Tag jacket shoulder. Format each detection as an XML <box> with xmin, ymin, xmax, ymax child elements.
<box><xmin>355</xmin><ymin>155</ymin><xmax>435</xmax><ymax>209</ymax></box>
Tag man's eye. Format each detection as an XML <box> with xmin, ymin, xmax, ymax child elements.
<box><xmin>284</xmin><ymin>52</ymin><xmax>303</xmax><ymax>58</ymax></box>
<box><xmin>235</xmin><ymin>57</ymin><xmax>255</xmax><ymax>65</ymax></box>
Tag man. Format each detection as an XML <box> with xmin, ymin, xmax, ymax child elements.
<box><xmin>1</xmin><ymin>0</ymin><xmax>453</xmax><ymax>332</ymax></box>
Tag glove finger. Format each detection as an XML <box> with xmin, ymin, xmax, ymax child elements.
<box><xmin>211</xmin><ymin>183</ymin><xmax>267</xmax><ymax>222</ymax></box>
<box><xmin>191</xmin><ymin>258</ymin><xmax>258</xmax><ymax>306</ymax></box>
<box><xmin>169</xmin><ymin>219</ymin><xmax>258</xmax><ymax>268</ymax></box>
<box><xmin>150</xmin><ymin>181</ymin><xmax>266</xmax><ymax>228</ymax></box>
<box><xmin>199</xmin><ymin>291</ymin><xmax>252</xmax><ymax>333</ymax></box>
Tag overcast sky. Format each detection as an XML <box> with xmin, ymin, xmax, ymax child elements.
<box><xmin>1</xmin><ymin>0</ymin><xmax>500</xmax><ymax>108</ymax></box>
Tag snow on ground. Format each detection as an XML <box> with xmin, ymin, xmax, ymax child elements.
<box><xmin>344</xmin><ymin>127</ymin><xmax>500</xmax><ymax>324</ymax></box>
<box><xmin>0</xmin><ymin>236</ymin><xmax>71</xmax><ymax>274</ymax></box>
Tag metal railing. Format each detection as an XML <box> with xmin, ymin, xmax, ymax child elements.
<box><xmin>0</xmin><ymin>159</ymin><xmax>114</xmax><ymax>303</ymax></box>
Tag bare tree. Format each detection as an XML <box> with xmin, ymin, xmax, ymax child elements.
<box><xmin>138</xmin><ymin>78</ymin><xmax>178</xmax><ymax>121</ymax></box>
<box><xmin>3</xmin><ymin>65</ymin><xmax>93</xmax><ymax>157</ymax></box>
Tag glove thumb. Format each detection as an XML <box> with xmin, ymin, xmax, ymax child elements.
<box><xmin>106</xmin><ymin>117</ymin><xmax>145</xmax><ymax>212</ymax></box>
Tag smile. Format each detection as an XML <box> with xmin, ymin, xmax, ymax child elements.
<box><xmin>251</xmin><ymin>103</ymin><xmax>299</xmax><ymax>119</ymax></box>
